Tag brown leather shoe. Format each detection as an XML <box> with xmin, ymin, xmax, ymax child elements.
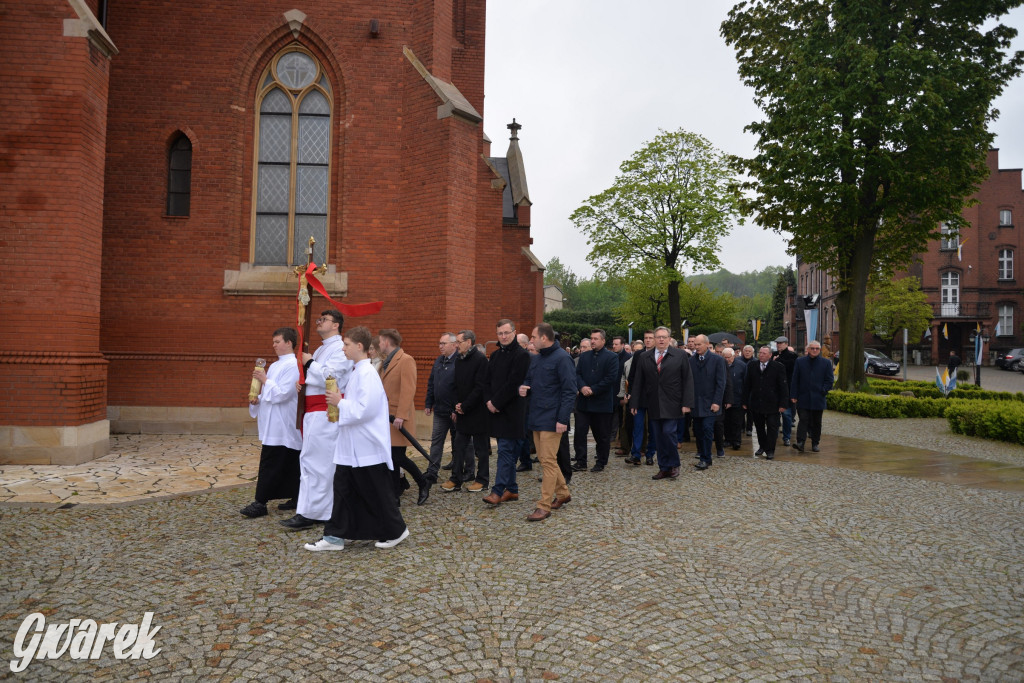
<box><xmin>499</xmin><ymin>491</ymin><xmax>519</xmax><ymax>503</ymax></box>
<box><xmin>652</xmin><ymin>469</ymin><xmax>671</xmax><ymax>480</ymax></box>
<box><xmin>526</xmin><ymin>508</ymin><xmax>551</xmax><ymax>522</ymax></box>
<box><xmin>550</xmin><ymin>494</ymin><xmax>572</xmax><ymax>510</ymax></box>
<box><xmin>482</xmin><ymin>492</ymin><xmax>502</xmax><ymax>505</ymax></box>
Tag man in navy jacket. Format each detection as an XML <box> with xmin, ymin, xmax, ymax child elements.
<box><xmin>573</xmin><ymin>329</ymin><xmax>620</xmax><ymax>472</ymax></box>
<box><xmin>520</xmin><ymin>323</ymin><xmax>577</xmax><ymax>521</ymax></box>
<box><xmin>790</xmin><ymin>340</ymin><xmax>834</xmax><ymax>452</ymax></box>
<box><xmin>689</xmin><ymin>334</ymin><xmax>727</xmax><ymax>471</ymax></box>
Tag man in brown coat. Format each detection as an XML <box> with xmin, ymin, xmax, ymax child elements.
<box><xmin>378</xmin><ymin>329</ymin><xmax>430</xmax><ymax>505</ymax></box>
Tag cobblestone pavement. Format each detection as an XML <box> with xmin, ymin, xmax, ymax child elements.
<box><xmin>2</xmin><ymin>435</ymin><xmax>1023</xmax><ymax>680</ymax></box>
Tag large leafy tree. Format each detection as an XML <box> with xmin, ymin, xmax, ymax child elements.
<box><xmin>865</xmin><ymin>276</ymin><xmax>933</xmax><ymax>357</ymax></box>
<box><xmin>765</xmin><ymin>266</ymin><xmax>796</xmax><ymax>343</ymax></box>
<box><xmin>721</xmin><ymin>0</ymin><xmax>1023</xmax><ymax>391</ymax></box>
<box><xmin>571</xmin><ymin>128</ymin><xmax>741</xmax><ymax>334</ymax></box>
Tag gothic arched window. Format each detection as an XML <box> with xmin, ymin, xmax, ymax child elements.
<box><xmin>252</xmin><ymin>47</ymin><xmax>332</xmax><ymax>265</ymax></box>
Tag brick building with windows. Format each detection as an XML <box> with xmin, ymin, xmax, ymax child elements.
<box><xmin>0</xmin><ymin>0</ymin><xmax>543</xmax><ymax>464</ymax></box>
<box><xmin>788</xmin><ymin>149</ymin><xmax>1022</xmax><ymax>363</ymax></box>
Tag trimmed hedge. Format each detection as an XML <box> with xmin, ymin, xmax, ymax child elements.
<box><xmin>945</xmin><ymin>401</ymin><xmax>1024</xmax><ymax>445</ymax></box>
<box><xmin>827</xmin><ymin>391</ymin><xmax>953</xmax><ymax>418</ymax></box>
<box><xmin>828</xmin><ymin>389</ymin><xmax>1024</xmax><ymax>444</ymax></box>
<box><xmin>868</xmin><ymin>379</ymin><xmax>1023</xmax><ymax>402</ymax></box>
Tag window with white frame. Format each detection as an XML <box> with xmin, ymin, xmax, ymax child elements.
<box><xmin>1000</xmin><ymin>209</ymin><xmax>1013</xmax><ymax>227</ymax></box>
<box><xmin>999</xmin><ymin>304</ymin><xmax>1013</xmax><ymax>336</ymax></box>
<box><xmin>252</xmin><ymin>47</ymin><xmax>332</xmax><ymax>266</ymax></box>
<box><xmin>999</xmin><ymin>249</ymin><xmax>1014</xmax><ymax>280</ymax></box>
<box><xmin>939</xmin><ymin>222</ymin><xmax>958</xmax><ymax>250</ymax></box>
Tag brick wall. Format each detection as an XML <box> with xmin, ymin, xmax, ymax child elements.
<box><xmin>0</xmin><ymin>0</ymin><xmax>110</xmax><ymax>426</ymax></box>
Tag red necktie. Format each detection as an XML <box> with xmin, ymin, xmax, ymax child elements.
<box><xmin>656</xmin><ymin>351</ymin><xmax>664</xmax><ymax>373</ymax></box>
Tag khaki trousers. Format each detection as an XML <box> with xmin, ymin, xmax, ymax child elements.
<box><xmin>534</xmin><ymin>430</ymin><xmax>570</xmax><ymax>512</ymax></box>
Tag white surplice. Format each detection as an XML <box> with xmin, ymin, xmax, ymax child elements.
<box><xmin>248</xmin><ymin>352</ymin><xmax>302</xmax><ymax>451</ymax></box>
<box><xmin>333</xmin><ymin>358</ymin><xmax>394</xmax><ymax>470</ymax></box>
<box><xmin>297</xmin><ymin>335</ymin><xmax>353</xmax><ymax>521</ymax></box>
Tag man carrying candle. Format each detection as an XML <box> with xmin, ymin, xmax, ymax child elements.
<box><xmin>305</xmin><ymin>325</ymin><xmax>409</xmax><ymax>551</ymax></box>
<box><xmin>240</xmin><ymin>327</ymin><xmax>302</xmax><ymax>518</ymax></box>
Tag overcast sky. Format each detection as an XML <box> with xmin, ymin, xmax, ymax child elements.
<box><xmin>482</xmin><ymin>1</ymin><xmax>1024</xmax><ymax>279</ymax></box>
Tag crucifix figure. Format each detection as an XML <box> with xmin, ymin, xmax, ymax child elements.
<box><xmin>294</xmin><ymin>236</ymin><xmax>328</xmax><ymax>428</ymax></box>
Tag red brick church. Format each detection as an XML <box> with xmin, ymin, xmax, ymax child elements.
<box><xmin>1</xmin><ymin>0</ymin><xmax>543</xmax><ymax>464</ymax></box>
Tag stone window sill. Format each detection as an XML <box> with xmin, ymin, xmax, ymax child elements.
<box><xmin>223</xmin><ymin>263</ymin><xmax>348</xmax><ymax>297</ymax></box>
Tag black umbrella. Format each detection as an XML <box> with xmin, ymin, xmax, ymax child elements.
<box><xmin>707</xmin><ymin>331</ymin><xmax>744</xmax><ymax>345</ymax></box>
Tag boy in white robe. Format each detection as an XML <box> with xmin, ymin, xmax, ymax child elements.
<box><xmin>240</xmin><ymin>327</ymin><xmax>302</xmax><ymax>518</ymax></box>
<box><xmin>305</xmin><ymin>326</ymin><xmax>409</xmax><ymax>551</ymax></box>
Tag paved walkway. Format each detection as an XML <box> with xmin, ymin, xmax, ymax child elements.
<box><xmin>1</xmin><ymin>418</ymin><xmax>1023</xmax><ymax>680</ymax></box>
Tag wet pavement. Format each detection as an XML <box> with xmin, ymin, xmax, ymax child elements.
<box><xmin>1</xmin><ymin>418</ymin><xmax>1022</xmax><ymax>680</ymax></box>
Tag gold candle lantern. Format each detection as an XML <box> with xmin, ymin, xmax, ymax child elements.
<box><xmin>325</xmin><ymin>374</ymin><xmax>339</xmax><ymax>422</ymax></box>
<box><xmin>248</xmin><ymin>358</ymin><xmax>267</xmax><ymax>402</ymax></box>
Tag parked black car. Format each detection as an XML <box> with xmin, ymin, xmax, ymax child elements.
<box><xmin>833</xmin><ymin>349</ymin><xmax>901</xmax><ymax>375</ymax></box>
<box><xmin>995</xmin><ymin>348</ymin><xmax>1024</xmax><ymax>371</ymax></box>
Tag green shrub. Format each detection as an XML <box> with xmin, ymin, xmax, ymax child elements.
<box><xmin>827</xmin><ymin>391</ymin><xmax>951</xmax><ymax>418</ymax></box>
<box><xmin>867</xmin><ymin>379</ymin><xmax>1021</xmax><ymax>402</ymax></box>
<box><xmin>945</xmin><ymin>401</ymin><xmax>1024</xmax><ymax>445</ymax></box>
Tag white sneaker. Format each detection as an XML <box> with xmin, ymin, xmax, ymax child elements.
<box><xmin>304</xmin><ymin>538</ymin><xmax>345</xmax><ymax>552</ymax></box>
<box><xmin>374</xmin><ymin>528</ymin><xmax>409</xmax><ymax>549</ymax></box>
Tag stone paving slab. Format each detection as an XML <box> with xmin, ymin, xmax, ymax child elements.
<box><xmin>1</xmin><ymin>453</ymin><xmax>1022</xmax><ymax>681</ymax></box>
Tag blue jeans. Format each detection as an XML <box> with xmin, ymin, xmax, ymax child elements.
<box><xmin>631</xmin><ymin>407</ymin><xmax>657</xmax><ymax>459</ymax></box>
<box><xmin>492</xmin><ymin>438</ymin><xmax>520</xmax><ymax>495</ymax></box>
<box><xmin>653</xmin><ymin>418</ymin><xmax>680</xmax><ymax>469</ymax></box>
<box><xmin>781</xmin><ymin>406</ymin><xmax>794</xmax><ymax>442</ymax></box>
<box><xmin>692</xmin><ymin>415</ymin><xmax>716</xmax><ymax>465</ymax></box>
<box><xmin>516</xmin><ymin>437</ymin><xmax>532</xmax><ymax>468</ymax></box>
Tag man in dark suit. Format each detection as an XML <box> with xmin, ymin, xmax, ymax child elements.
<box><xmin>790</xmin><ymin>340</ymin><xmax>834</xmax><ymax>452</ymax></box>
<box><xmin>440</xmin><ymin>330</ymin><xmax>490</xmax><ymax>492</ymax></box>
<box><xmin>572</xmin><ymin>329</ymin><xmax>620</xmax><ymax>472</ymax></box>
<box><xmin>482</xmin><ymin>319</ymin><xmax>531</xmax><ymax>506</ymax></box>
<box><xmin>628</xmin><ymin>326</ymin><xmax>694</xmax><ymax>480</ymax></box>
<box><xmin>722</xmin><ymin>348</ymin><xmax>747</xmax><ymax>450</ymax></box>
<box><xmin>743</xmin><ymin>345</ymin><xmax>788</xmax><ymax>459</ymax></box>
<box><xmin>688</xmin><ymin>335</ymin><xmax>727</xmax><ymax>471</ymax></box>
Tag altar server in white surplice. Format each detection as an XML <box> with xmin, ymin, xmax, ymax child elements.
<box><xmin>280</xmin><ymin>309</ymin><xmax>353</xmax><ymax>531</ymax></box>
<box><xmin>305</xmin><ymin>326</ymin><xmax>409</xmax><ymax>552</ymax></box>
<box><xmin>240</xmin><ymin>327</ymin><xmax>303</xmax><ymax>519</ymax></box>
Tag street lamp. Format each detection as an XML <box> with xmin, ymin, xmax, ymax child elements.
<box><xmin>968</xmin><ymin>327</ymin><xmax>992</xmax><ymax>387</ymax></box>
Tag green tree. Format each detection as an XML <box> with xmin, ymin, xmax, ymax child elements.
<box><xmin>864</xmin><ymin>276</ymin><xmax>933</xmax><ymax>357</ymax></box>
<box><xmin>543</xmin><ymin>257</ymin><xmax>578</xmax><ymax>306</ymax></box>
<box><xmin>571</xmin><ymin>128</ymin><xmax>741</xmax><ymax>335</ymax></box>
<box><xmin>615</xmin><ymin>262</ymin><xmax>673</xmax><ymax>331</ymax></box>
<box><xmin>677</xmin><ymin>282</ymin><xmax>741</xmax><ymax>338</ymax></box>
<box><xmin>765</xmin><ymin>267</ymin><xmax>795</xmax><ymax>343</ymax></box>
<box><xmin>721</xmin><ymin>1</ymin><xmax>1023</xmax><ymax>391</ymax></box>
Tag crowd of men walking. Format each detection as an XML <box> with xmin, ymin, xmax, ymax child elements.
<box><xmin>241</xmin><ymin>313</ymin><xmax>834</xmax><ymax>551</ymax></box>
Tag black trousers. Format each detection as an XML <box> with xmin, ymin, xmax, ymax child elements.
<box><xmin>391</xmin><ymin>446</ymin><xmax>425</xmax><ymax>496</ymax></box>
<box><xmin>723</xmin><ymin>406</ymin><xmax>745</xmax><ymax>447</ymax></box>
<box><xmin>753</xmin><ymin>411</ymin><xmax>781</xmax><ymax>455</ymax></box>
<box><xmin>713</xmin><ymin>412</ymin><xmax>725</xmax><ymax>454</ymax></box>
<box><xmin>452</xmin><ymin>431</ymin><xmax>490</xmax><ymax>485</ymax></box>
<box><xmin>573</xmin><ymin>410</ymin><xmax>613</xmax><ymax>467</ymax></box>
<box><xmin>325</xmin><ymin>463</ymin><xmax>406</xmax><ymax>542</ymax></box>
<box><xmin>558</xmin><ymin>431</ymin><xmax>573</xmax><ymax>483</ymax></box>
<box><xmin>796</xmin><ymin>408</ymin><xmax>824</xmax><ymax>446</ymax></box>
<box><xmin>254</xmin><ymin>444</ymin><xmax>301</xmax><ymax>504</ymax></box>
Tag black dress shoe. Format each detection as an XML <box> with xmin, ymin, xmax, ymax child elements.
<box><xmin>417</xmin><ymin>481</ymin><xmax>431</xmax><ymax>506</ymax></box>
<box><xmin>755</xmin><ymin>449</ymin><xmax>765</xmax><ymax>456</ymax></box>
<box><xmin>515</xmin><ymin>463</ymin><xmax>533</xmax><ymax>472</ymax></box>
<box><xmin>765</xmin><ymin>452</ymin><xmax>774</xmax><ymax>460</ymax></box>
<box><xmin>811</xmin><ymin>444</ymin><xmax>820</xmax><ymax>452</ymax></box>
<box><xmin>240</xmin><ymin>501</ymin><xmax>267</xmax><ymax>518</ymax></box>
<box><xmin>441</xmin><ymin>462</ymin><xmax>454</xmax><ymax>471</ymax></box>
<box><xmin>783</xmin><ymin>439</ymin><xmax>791</xmax><ymax>446</ymax></box>
<box><xmin>645</xmin><ymin>457</ymin><xmax>654</xmax><ymax>466</ymax></box>
<box><xmin>652</xmin><ymin>469</ymin><xmax>670</xmax><ymax>480</ymax></box>
<box><xmin>695</xmin><ymin>461</ymin><xmax>710</xmax><ymax>470</ymax></box>
<box><xmin>279</xmin><ymin>514</ymin><xmax>318</xmax><ymax>530</ymax></box>
<box><xmin>626</xmin><ymin>457</ymin><xmax>641</xmax><ymax>466</ymax></box>
<box><xmin>668</xmin><ymin>467</ymin><xmax>680</xmax><ymax>479</ymax></box>
<box><xmin>794</xmin><ymin>441</ymin><xmax>805</xmax><ymax>452</ymax></box>
<box><xmin>571</xmin><ymin>463</ymin><xmax>588</xmax><ymax>472</ymax></box>
<box><xmin>277</xmin><ymin>498</ymin><xmax>297</xmax><ymax>511</ymax></box>
<box><xmin>589</xmin><ymin>465</ymin><xmax>605</xmax><ymax>473</ymax></box>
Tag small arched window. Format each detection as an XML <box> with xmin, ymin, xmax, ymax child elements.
<box><xmin>167</xmin><ymin>134</ymin><xmax>192</xmax><ymax>216</ymax></box>
<box><xmin>252</xmin><ymin>47</ymin><xmax>333</xmax><ymax>266</ymax></box>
